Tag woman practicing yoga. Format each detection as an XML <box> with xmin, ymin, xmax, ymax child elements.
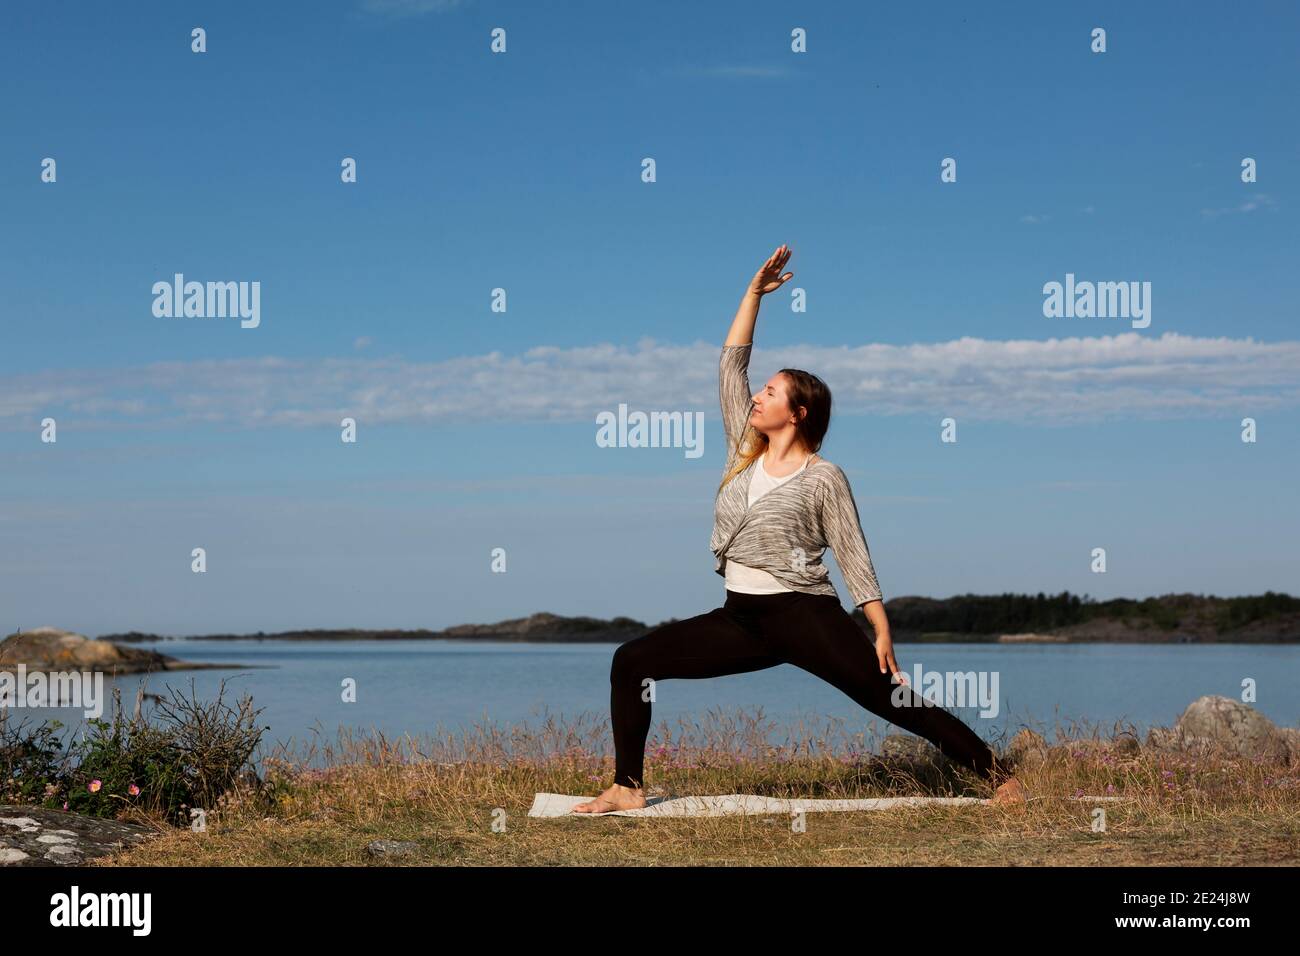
<box><xmin>574</xmin><ymin>244</ymin><xmax>1027</xmax><ymax>813</ymax></box>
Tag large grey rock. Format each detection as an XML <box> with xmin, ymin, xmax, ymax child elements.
<box><xmin>0</xmin><ymin>806</ymin><xmax>157</xmax><ymax>866</ymax></box>
<box><xmin>1173</xmin><ymin>696</ymin><xmax>1290</xmax><ymax>762</ymax></box>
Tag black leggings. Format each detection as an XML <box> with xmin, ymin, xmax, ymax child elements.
<box><xmin>609</xmin><ymin>589</ymin><xmax>1003</xmax><ymax>789</ymax></box>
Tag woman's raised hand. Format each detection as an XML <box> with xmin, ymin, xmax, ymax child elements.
<box><xmin>747</xmin><ymin>244</ymin><xmax>794</xmax><ymax>297</ymax></box>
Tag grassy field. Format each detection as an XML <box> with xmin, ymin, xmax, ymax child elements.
<box><xmin>86</xmin><ymin>710</ymin><xmax>1300</xmax><ymax>867</ymax></box>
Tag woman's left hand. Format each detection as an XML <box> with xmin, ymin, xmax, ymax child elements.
<box><xmin>859</xmin><ymin>600</ymin><xmax>905</xmax><ymax>684</ymax></box>
<box><xmin>874</xmin><ymin>631</ymin><xmax>907</xmax><ymax>684</ymax></box>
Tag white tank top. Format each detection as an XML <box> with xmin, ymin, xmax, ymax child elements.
<box><xmin>724</xmin><ymin>452</ymin><xmax>811</xmax><ymax>593</ymax></box>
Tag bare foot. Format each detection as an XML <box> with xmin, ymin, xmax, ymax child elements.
<box><xmin>572</xmin><ymin>783</ymin><xmax>648</xmax><ymax>814</ymax></box>
<box><xmin>991</xmin><ymin>776</ymin><xmax>1028</xmax><ymax>807</ymax></box>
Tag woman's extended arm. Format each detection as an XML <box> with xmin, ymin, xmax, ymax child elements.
<box><xmin>821</xmin><ymin>466</ymin><xmax>904</xmax><ymax>680</ymax></box>
<box><xmin>724</xmin><ymin>244</ymin><xmax>793</xmax><ymax>347</ymax></box>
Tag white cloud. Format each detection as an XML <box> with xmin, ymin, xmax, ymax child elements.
<box><xmin>1200</xmin><ymin>193</ymin><xmax>1278</xmax><ymax>218</ymax></box>
<box><xmin>4</xmin><ymin>333</ymin><xmax>1298</xmax><ymax>430</ymax></box>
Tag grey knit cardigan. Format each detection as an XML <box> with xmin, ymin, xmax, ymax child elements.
<box><xmin>710</xmin><ymin>343</ymin><xmax>883</xmax><ymax>607</ymax></box>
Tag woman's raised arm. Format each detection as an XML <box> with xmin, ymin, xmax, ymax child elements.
<box><xmin>724</xmin><ymin>244</ymin><xmax>793</xmax><ymax>347</ymax></box>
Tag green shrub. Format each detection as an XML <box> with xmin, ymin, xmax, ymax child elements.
<box><xmin>1</xmin><ymin>678</ymin><xmax>267</xmax><ymax>825</ymax></box>
<box><xmin>0</xmin><ymin>716</ymin><xmax>65</xmax><ymax>803</ymax></box>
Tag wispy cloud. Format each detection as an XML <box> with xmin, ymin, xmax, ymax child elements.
<box><xmin>4</xmin><ymin>334</ymin><xmax>1298</xmax><ymax>431</ymax></box>
<box><xmin>1200</xmin><ymin>193</ymin><xmax>1278</xmax><ymax>218</ymax></box>
<box><xmin>667</xmin><ymin>64</ymin><xmax>793</xmax><ymax>79</ymax></box>
<box><xmin>1019</xmin><ymin>213</ymin><xmax>1050</xmax><ymax>225</ymax></box>
<box><xmin>359</xmin><ymin>0</ymin><xmax>467</xmax><ymax>17</ymax></box>
<box><xmin>1035</xmin><ymin>479</ymin><xmax>1129</xmax><ymax>491</ymax></box>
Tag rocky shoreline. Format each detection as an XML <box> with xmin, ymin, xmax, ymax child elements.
<box><xmin>0</xmin><ymin>627</ymin><xmax>250</xmax><ymax>674</ymax></box>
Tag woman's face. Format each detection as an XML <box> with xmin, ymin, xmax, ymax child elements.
<box><xmin>750</xmin><ymin>372</ymin><xmax>802</xmax><ymax>435</ymax></box>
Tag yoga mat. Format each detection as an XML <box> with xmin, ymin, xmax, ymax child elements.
<box><xmin>529</xmin><ymin>792</ymin><xmax>1130</xmax><ymax>817</ymax></box>
<box><xmin>529</xmin><ymin>792</ymin><xmax>988</xmax><ymax>818</ymax></box>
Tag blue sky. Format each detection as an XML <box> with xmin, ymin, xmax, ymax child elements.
<box><xmin>2</xmin><ymin>0</ymin><xmax>1297</xmax><ymax>635</ymax></box>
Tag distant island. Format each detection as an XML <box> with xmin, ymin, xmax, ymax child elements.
<box><xmin>0</xmin><ymin>626</ymin><xmax>250</xmax><ymax>674</ymax></box>
<box><xmin>94</xmin><ymin>591</ymin><xmax>1300</xmax><ymax>644</ymax></box>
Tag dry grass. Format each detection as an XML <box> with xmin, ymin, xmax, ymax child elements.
<box><xmin>90</xmin><ymin>708</ymin><xmax>1300</xmax><ymax>866</ymax></box>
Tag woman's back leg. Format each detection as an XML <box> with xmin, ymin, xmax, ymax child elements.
<box><xmin>764</xmin><ymin>594</ymin><xmax>998</xmax><ymax>781</ymax></box>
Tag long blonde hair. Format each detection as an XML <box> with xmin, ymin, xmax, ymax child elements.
<box><xmin>718</xmin><ymin>423</ymin><xmax>768</xmax><ymax>492</ymax></box>
<box><xmin>718</xmin><ymin>367</ymin><xmax>832</xmax><ymax>491</ymax></box>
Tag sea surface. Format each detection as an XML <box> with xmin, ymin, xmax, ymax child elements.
<box><xmin>13</xmin><ymin>639</ymin><xmax>1299</xmax><ymax>770</ymax></box>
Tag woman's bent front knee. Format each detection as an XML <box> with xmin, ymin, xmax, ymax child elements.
<box><xmin>611</xmin><ymin>639</ymin><xmax>651</xmax><ymax>686</ymax></box>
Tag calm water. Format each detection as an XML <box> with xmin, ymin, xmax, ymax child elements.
<box><xmin>17</xmin><ymin>639</ymin><xmax>1300</xmax><ymax>770</ymax></box>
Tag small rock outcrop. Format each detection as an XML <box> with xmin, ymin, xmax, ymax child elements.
<box><xmin>1111</xmin><ymin>731</ymin><xmax>1142</xmax><ymax>755</ymax></box>
<box><xmin>1006</xmin><ymin>728</ymin><xmax>1050</xmax><ymax>767</ymax></box>
<box><xmin>880</xmin><ymin>733</ymin><xmax>940</xmax><ymax>761</ymax></box>
<box><xmin>1279</xmin><ymin>727</ymin><xmax>1300</xmax><ymax>758</ymax></box>
<box><xmin>0</xmin><ymin>806</ymin><xmax>157</xmax><ymax>866</ymax></box>
<box><xmin>366</xmin><ymin>839</ymin><xmax>419</xmax><ymax>859</ymax></box>
<box><xmin>0</xmin><ymin>627</ymin><xmax>234</xmax><ymax>674</ymax></box>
